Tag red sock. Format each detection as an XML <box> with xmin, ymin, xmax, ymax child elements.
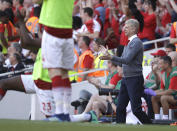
<box><xmin>51</xmin><ymin>76</ymin><xmax>71</xmax><ymax>88</ymax></box>
<box><xmin>0</xmin><ymin>88</ymin><xmax>6</xmax><ymax>99</ymax></box>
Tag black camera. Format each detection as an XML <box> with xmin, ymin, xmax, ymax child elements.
<box><xmin>99</xmin><ymin>88</ymin><xmax>119</xmax><ymax>96</ymax></box>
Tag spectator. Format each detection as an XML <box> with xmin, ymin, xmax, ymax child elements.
<box><xmin>77</xmin><ymin>36</ymin><xmax>94</xmax><ymax>82</ymax></box>
<box><xmin>85</xmin><ymin>64</ymin><xmax>122</xmax><ymax>118</ymax></box>
<box><xmin>0</xmin><ymin>9</ymin><xmax>19</xmax><ymax>54</ymax></box>
<box><xmin>138</xmin><ymin>0</ymin><xmax>157</xmax><ymax>49</ymax></box>
<box><xmin>165</xmin><ymin>43</ymin><xmax>176</xmax><ymax>55</ymax></box>
<box><xmin>8</xmin><ymin>42</ymin><xmax>22</xmax><ymax>55</ymax></box>
<box><xmin>151</xmin><ymin>56</ymin><xmax>177</xmax><ymax>120</ymax></box>
<box><xmin>71</xmin><ymin>61</ymin><xmax>122</xmax><ymax>122</ymax></box>
<box><xmin>77</xmin><ymin>7</ymin><xmax>101</xmax><ymax>40</ymax></box>
<box><xmin>7</xmin><ymin>52</ymin><xmax>24</xmax><ymax>72</ymax></box>
<box><xmin>91</xmin><ymin>0</ymin><xmax>105</xmax><ymax>24</ymax></box>
<box><xmin>91</xmin><ymin>38</ymin><xmax>107</xmax><ymax>77</ymax></box>
<box><xmin>103</xmin><ymin>0</ymin><xmax>120</xmax><ymax>39</ymax></box>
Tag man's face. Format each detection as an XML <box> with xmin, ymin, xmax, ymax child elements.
<box><xmin>158</xmin><ymin>59</ymin><xmax>168</xmax><ymax>71</ymax></box>
<box><xmin>92</xmin><ymin>41</ymin><xmax>99</xmax><ymax>52</ymax></box>
<box><xmin>8</xmin><ymin>46</ymin><xmax>17</xmax><ymax>54</ymax></box>
<box><xmin>81</xmin><ymin>12</ymin><xmax>87</xmax><ymax>23</ymax></box>
<box><xmin>165</xmin><ymin>48</ymin><xmax>173</xmax><ymax>55</ymax></box>
<box><xmin>124</xmin><ymin>23</ymin><xmax>134</xmax><ymax>37</ymax></box>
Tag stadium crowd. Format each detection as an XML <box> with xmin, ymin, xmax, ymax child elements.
<box><xmin>0</xmin><ymin>0</ymin><xmax>176</xmax><ymax>125</ymax></box>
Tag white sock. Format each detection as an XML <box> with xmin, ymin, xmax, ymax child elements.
<box><xmin>63</xmin><ymin>88</ymin><xmax>71</xmax><ymax>114</ymax></box>
<box><xmin>52</xmin><ymin>88</ymin><xmax>65</xmax><ymax>114</ymax></box>
<box><xmin>162</xmin><ymin>115</ymin><xmax>168</xmax><ymax>120</ymax></box>
<box><xmin>155</xmin><ymin>114</ymin><xmax>160</xmax><ymax>120</ymax></box>
<box><xmin>70</xmin><ymin>113</ymin><xmax>91</xmax><ymax>122</ymax></box>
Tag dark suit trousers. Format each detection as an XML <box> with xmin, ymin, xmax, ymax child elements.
<box><xmin>116</xmin><ymin>75</ymin><xmax>151</xmax><ymax>124</ymax></box>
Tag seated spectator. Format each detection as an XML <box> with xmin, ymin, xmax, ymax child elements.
<box><xmin>151</xmin><ymin>56</ymin><xmax>177</xmax><ymax>120</ymax></box>
<box><xmin>5</xmin><ymin>42</ymin><xmax>22</xmax><ymax>67</ymax></box>
<box><xmin>148</xmin><ymin>49</ymin><xmax>167</xmax><ymax>85</ymax></box>
<box><xmin>71</xmin><ymin>61</ymin><xmax>122</xmax><ymax>122</ymax></box>
<box><xmin>77</xmin><ymin>36</ymin><xmax>94</xmax><ymax>82</ymax></box>
<box><xmin>165</xmin><ymin>43</ymin><xmax>176</xmax><ymax>55</ymax></box>
<box><xmin>91</xmin><ymin>38</ymin><xmax>107</xmax><ymax>77</ymax></box>
<box><xmin>7</xmin><ymin>52</ymin><xmax>24</xmax><ymax>72</ymax></box>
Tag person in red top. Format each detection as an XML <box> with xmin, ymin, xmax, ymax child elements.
<box><xmin>91</xmin><ymin>0</ymin><xmax>105</xmax><ymax>24</ymax></box>
<box><xmin>103</xmin><ymin>0</ymin><xmax>120</xmax><ymax>38</ymax></box>
<box><xmin>151</xmin><ymin>56</ymin><xmax>177</xmax><ymax>120</ymax></box>
<box><xmin>138</xmin><ymin>0</ymin><xmax>156</xmax><ymax>50</ymax></box>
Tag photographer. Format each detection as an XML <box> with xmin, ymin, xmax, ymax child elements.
<box><xmin>70</xmin><ymin>62</ymin><xmax>122</xmax><ymax>122</ymax></box>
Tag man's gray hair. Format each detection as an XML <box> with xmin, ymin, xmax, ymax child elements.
<box><xmin>125</xmin><ymin>19</ymin><xmax>140</xmax><ymax>33</ymax></box>
<box><xmin>11</xmin><ymin>42</ymin><xmax>22</xmax><ymax>54</ymax></box>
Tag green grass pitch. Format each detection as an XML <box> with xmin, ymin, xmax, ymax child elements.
<box><xmin>0</xmin><ymin>119</ymin><xmax>176</xmax><ymax>131</ymax></box>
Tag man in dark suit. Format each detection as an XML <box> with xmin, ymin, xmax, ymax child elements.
<box><xmin>100</xmin><ymin>19</ymin><xmax>151</xmax><ymax>124</ymax></box>
<box><xmin>8</xmin><ymin>52</ymin><xmax>24</xmax><ymax>72</ymax></box>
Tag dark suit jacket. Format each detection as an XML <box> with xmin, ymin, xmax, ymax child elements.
<box><xmin>7</xmin><ymin>63</ymin><xmax>25</xmax><ymax>72</ymax></box>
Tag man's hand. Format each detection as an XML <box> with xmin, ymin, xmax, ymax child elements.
<box><xmin>16</xmin><ymin>9</ymin><xmax>25</xmax><ymax>24</ymax></box>
<box><xmin>99</xmin><ymin>45</ymin><xmax>112</xmax><ymax>60</ymax></box>
<box><xmin>88</xmin><ymin>77</ymin><xmax>101</xmax><ymax>87</ymax></box>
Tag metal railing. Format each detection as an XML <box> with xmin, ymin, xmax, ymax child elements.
<box><xmin>143</xmin><ymin>37</ymin><xmax>170</xmax><ymax>49</ymax></box>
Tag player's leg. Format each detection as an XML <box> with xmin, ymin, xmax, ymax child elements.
<box><xmin>41</xmin><ymin>31</ymin><xmax>74</xmax><ymax>121</ymax></box>
<box><xmin>0</xmin><ymin>75</ymin><xmax>26</xmax><ymax>100</ymax></box>
<box><xmin>160</xmin><ymin>95</ymin><xmax>177</xmax><ymax>120</ymax></box>
<box><xmin>35</xmin><ymin>86</ymin><xmax>55</xmax><ymax>118</ymax></box>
